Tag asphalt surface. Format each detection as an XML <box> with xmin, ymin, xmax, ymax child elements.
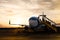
<box><xmin>0</xmin><ymin>33</ymin><xmax>60</xmax><ymax>40</ymax></box>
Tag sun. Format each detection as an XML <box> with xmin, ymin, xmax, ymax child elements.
<box><xmin>13</xmin><ymin>19</ymin><xmax>21</xmax><ymax>24</ymax></box>
<box><xmin>10</xmin><ymin>17</ymin><xmax>23</xmax><ymax>25</ymax></box>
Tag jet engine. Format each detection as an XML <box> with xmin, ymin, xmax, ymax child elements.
<box><xmin>29</xmin><ymin>17</ymin><xmax>39</xmax><ymax>27</ymax></box>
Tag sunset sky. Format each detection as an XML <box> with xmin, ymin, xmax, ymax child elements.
<box><xmin>0</xmin><ymin>0</ymin><xmax>60</xmax><ymax>27</ymax></box>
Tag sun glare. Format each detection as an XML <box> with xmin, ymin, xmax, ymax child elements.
<box><xmin>10</xmin><ymin>17</ymin><xmax>23</xmax><ymax>25</ymax></box>
<box><xmin>13</xmin><ymin>19</ymin><xmax>21</xmax><ymax>24</ymax></box>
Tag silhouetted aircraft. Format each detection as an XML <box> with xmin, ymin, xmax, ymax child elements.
<box><xmin>9</xmin><ymin>12</ymin><xmax>57</xmax><ymax>32</ymax></box>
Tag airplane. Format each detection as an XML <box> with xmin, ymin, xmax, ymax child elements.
<box><xmin>9</xmin><ymin>13</ymin><xmax>57</xmax><ymax>32</ymax></box>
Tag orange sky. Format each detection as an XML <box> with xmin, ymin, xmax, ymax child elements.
<box><xmin>0</xmin><ymin>0</ymin><xmax>60</xmax><ymax>27</ymax></box>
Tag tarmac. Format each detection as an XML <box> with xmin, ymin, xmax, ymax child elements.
<box><xmin>0</xmin><ymin>33</ymin><xmax>60</xmax><ymax>40</ymax></box>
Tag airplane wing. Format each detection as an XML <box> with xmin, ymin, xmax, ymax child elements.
<box><xmin>9</xmin><ymin>20</ymin><xmax>28</xmax><ymax>26</ymax></box>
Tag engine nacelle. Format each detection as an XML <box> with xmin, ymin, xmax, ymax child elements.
<box><xmin>29</xmin><ymin>17</ymin><xmax>39</xmax><ymax>28</ymax></box>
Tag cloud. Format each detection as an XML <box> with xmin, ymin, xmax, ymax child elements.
<box><xmin>0</xmin><ymin>0</ymin><xmax>60</xmax><ymax>26</ymax></box>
